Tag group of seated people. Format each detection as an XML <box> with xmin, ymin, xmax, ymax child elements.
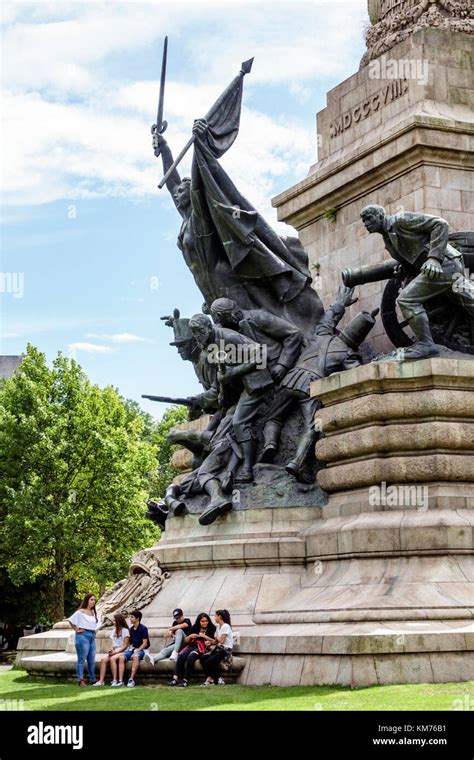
<box><xmin>96</xmin><ymin>607</ymin><xmax>234</xmax><ymax>688</ymax></box>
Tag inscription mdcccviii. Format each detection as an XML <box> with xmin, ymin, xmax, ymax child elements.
<box><xmin>329</xmin><ymin>79</ymin><xmax>409</xmax><ymax>138</ymax></box>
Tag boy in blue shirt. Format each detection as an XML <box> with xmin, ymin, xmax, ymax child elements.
<box><xmin>117</xmin><ymin>609</ymin><xmax>149</xmax><ymax>687</ymax></box>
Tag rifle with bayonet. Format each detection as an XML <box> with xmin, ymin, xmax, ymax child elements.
<box><xmin>141</xmin><ymin>394</ymin><xmax>195</xmax><ymax>407</ymax></box>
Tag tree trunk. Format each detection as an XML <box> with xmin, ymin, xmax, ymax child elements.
<box><xmin>48</xmin><ymin>551</ymin><xmax>65</xmax><ymax>623</ymax></box>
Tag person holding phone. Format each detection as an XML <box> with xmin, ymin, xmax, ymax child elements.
<box><xmin>168</xmin><ymin>612</ymin><xmax>216</xmax><ymax>687</ymax></box>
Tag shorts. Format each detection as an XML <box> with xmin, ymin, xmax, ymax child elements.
<box><xmin>124</xmin><ymin>649</ymin><xmax>146</xmax><ymax>661</ymax></box>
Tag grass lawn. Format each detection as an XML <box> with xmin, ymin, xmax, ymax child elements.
<box><xmin>1</xmin><ymin>670</ymin><xmax>473</xmax><ymax>711</ymax></box>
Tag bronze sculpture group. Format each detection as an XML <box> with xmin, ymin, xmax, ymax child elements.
<box><xmin>145</xmin><ymin>50</ymin><xmax>474</xmax><ymax>528</ymax></box>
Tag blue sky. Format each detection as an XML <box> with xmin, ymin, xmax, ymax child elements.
<box><xmin>1</xmin><ymin>0</ymin><xmax>367</xmax><ymax>417</ymax></box>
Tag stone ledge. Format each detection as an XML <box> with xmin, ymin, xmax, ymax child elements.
<box><xmin>273</xmin><ymin>112</ymin><xmax>474</xmax><ymax>207</ymax></box>
<box><xmin>317</xmin><ymin>393</ymin><xmax>473</xmax><ymax>436</ymax></box>
<box><xmin>239</xmin><ymin>650</ymin><xmax>474</xmax><ymax>686</ymax></box>
<box><xmin>153</xmin><ymin>537</ymin><xmax>308</xmax><ymax>570</ymax></box>
<box><xmin>239</xmin><ymin>627</ymin><xmax>474</xmax><ymax>656</ymax></box>
<box><xmin>316</xmin><ymin>420</ymin><xmax>474</xmax><ymax>462</ymax></box>
<box><xmin>318</xmin><ymin>453</ymin><xmax>474</xmax><ymax>492</ymax></box>
<box><xmin>20</xmin><ymin>649</ymin><xmax>474</xmax><ymax>687</ymax></box>
<box><xmin>254</xmin><ymin>608</ymin><xmax>474</xmax><ymax>624</ymax></box>
<box><xmin>311</xmin><ymin>359</ymin><xmax>474</xmax><ymax>406</ymax></box>
<box><xmin>316</xmin><ymin>394</ymin><xmax>473</xmax><ymax>441</ymax></box>
<box><xmin>20</xmin><ymin>652</ymin><xmax>245</xmax><ymax>682</ymax></box>
<box><xmin>157</xmin><ymin>506</ymin><xmax>319</xmax><ymax>546</ymax></box>
<box><xmin>19</xmin><ymin>624</ymin><xmax>474</xmax><ymax>686</ymax></box>
<box><xmin>273</xmin><ymin>120</ymin><xmax>474</xmax><ymax>228</ymax></box>
<box><xmin>17</xmin><ymin>630</ymin><xmax>71</xmax><ymax>651</ymax></box>
<box><xmin>321</xmin><ymin>482</ymin><xmax>474</xmax><ymax>518</ymax></box>
<box><xmin>305</xmin><ymin>508</ymin><xmax>474</xmax><ymax>555</ymax></box>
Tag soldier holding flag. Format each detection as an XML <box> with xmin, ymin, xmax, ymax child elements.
<box><xmin>152</xmin><ymin>52</ymin><xmax>323</xmax><ymax>337</ymax></box>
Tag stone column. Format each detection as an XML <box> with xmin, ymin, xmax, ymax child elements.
<box><xmin>304</xmin><ymin>358</ymin><xmax>474</xmax><ymax>635</ymax></box>
<box><xmin>273</xmin><ymin>28</ymin><xmax>474</xmax><ymax>353</ymax></box>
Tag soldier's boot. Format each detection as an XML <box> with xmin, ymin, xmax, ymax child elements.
<box><xmin>401</xmin><ymin>311</ymin><xmax>440</xmax><ymax>360</ymax></box>
<box><xmin>286</xmin><ymin>432</ymin><xmax>317</xmax><ymax>483</ymax></box>
<box><xmin>258</xmin><ymin>420</ymin><xmax>282</xmax><ymax>463</ymax></box>
<box><xmin>164</xmin><ymin>484</ymin><xmax>188</xmax><ymax>517</ymax></box>
<box><xmin>199</xmin><ymin>479</ymin><xmax>233</xmax><ymax>526</ymax></box>
<box><xmin>235</xmin><ymin>439</ymin><xmax>256</xmax><ymax>483</ymax></box>
<box><xmin>146</xmin><ymin>500</ymin><xmax>169</xmax><ymax>530</ymax></box>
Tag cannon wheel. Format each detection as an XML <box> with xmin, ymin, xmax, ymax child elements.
<box><xmin>381</xmin><ymin>231</ymin><xmax>474</xmax><ymax>355</ymax></box>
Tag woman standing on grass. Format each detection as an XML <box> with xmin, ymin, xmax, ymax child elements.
<box><xmin>68</xmin><ymin>593</ymin><xmax>101</xmax><ymax>686</ymax></box>
<box><xmin>202</xmin><ymin>609</ymin><xmax>234</xmax><ymax>686</ymax></box>
<box><xmin>93</xmin><ymin>613</ymin><xmax>130</xmax><ymax>687</ymax></box>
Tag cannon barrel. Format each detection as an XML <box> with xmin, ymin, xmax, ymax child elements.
<box><xmin>342</xmin><ymin>260</ymin><xmax>399</xmax><ymax>288</ymax></box>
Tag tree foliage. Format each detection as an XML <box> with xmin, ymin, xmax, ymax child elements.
<box><xmin>0</xmin><ymin>345</ymin><xmax>161</xmax><ymax>622</ymax></box>
<box><xmin>148</xmin><ymin>405</ymin><xmax>188</xmax><ymax>498</ymax></box>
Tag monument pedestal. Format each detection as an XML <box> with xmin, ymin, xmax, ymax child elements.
<box><xmin>19</xmin><ymin>359</ymin><xmax>474</xmax><ymax>686</ymax></box>
<box><xmin>273</xmin><ymin>28</ymin><xmax>474</xmax><ymax>354</ymax></box>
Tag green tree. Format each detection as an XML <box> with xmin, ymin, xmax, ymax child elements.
<box><xmin>0</xmin><ymin>345</ymin><xmax>158</xmax><ymax>622</ymax></box>
<box><xmin>149</xmin><ymin>405</ymin><xmax>188</xmax><ymax>498</ymax></box>
<box><xmin>0</xmin><ymin>569</ymin><xmax>78</xmax><ymax>630</ymax></box>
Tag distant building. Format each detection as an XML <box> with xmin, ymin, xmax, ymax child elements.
<box><xmin>0</xmin><ymin>355</ymin><xmax>22</xmax><ymax>379</ymax></box>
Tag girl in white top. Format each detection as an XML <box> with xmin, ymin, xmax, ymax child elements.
<box><xmin>94</xmin><ymin>612</ymin><xmax>130</xmax><ymax>687</ymax></box>
<box><xmin>216</xmin><ymin>618</ymin><xmax>233</xmax><ymax>650</ymax></box>
<box><xmin>203</xmin><ymin>609</ymin><xmax>234</xmax><ymax>686</ymax></box>
<box><xmin>68</xmin><ymin>593</ymin><xmax>101</xmax><ymax>685</ymax></box>
<box><xmin>68</xmin><ymin>609</ymin><xmax>102</xmax><ymax>631</ymax></box>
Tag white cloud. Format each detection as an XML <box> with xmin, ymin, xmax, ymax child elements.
<box><xmin>2</xmin><ymin>314</ymin><xmax>100</xmax><ymax>337</ymax></box>
<box><xmin>2</xmin><ymin>89</ymin><xmax>157</xmax><ymax>204</ymax></box>
<box><xmin>2</xmin><ymin>84</ymin><xmax>316</xmax><ymax>233</ymax></box>
<box><xmin>1</xmin><ymin>85</ymin><xmax>314</xmax><ymax>233</ymax></box>
<box><xmin>85</xmin><ymin>332</ymin><xmax>148</xmax><ymax>343</ymax></box>
<box><xmin>186</xmin><ymin>4</ymin><xmax>366</xmax><ymax>86</ymax></box>
<box><xmin>1</xmin><ymin>0</ymin><xmax>366</xmax><ymax>221</ymax></box>
<box><xmin>1</xmin><ymin>4</ymin><xmax>173</xmax><ymax>95</ymax></box>
<box><xmin>68</xmin><ymin>342</ymin><xmax>113</xmax><ymax>354</ymax></box>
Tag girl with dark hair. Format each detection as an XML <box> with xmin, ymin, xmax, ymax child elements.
<box><xmin>168</xmin><ymin>612</ymin><xmax>216</xmax><ymax>687</ymax></box>
<box><xmin>93</xmin><ymin>613</ymin><xmax>130</xmax><ymax>687</ymax></box>
<box><xmin>202</xmin><ymin>609</ymin><xmax>234</xmax><ymax>686</ymax></box>
<box><xmin>68</xmin><ymin>593</ymin><xmax>101</xmax><ymax>686</ymax></box>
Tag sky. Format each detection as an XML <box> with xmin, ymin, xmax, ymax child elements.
<box><xmin>1</xmin><ymin>0</ymin><xmax>368</xmax><ymax>417</ymax></box>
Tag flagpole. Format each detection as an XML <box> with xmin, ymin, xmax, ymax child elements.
<box><xmin>157</xmin><ymin>58</ymin><xmax>253</xmax><ymax>190</ymax></box>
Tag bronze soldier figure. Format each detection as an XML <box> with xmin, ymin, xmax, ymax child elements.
<box><xmin>210</xmin><ymin>297</ymin><xmax>303</xmax><ymax>384</ymax></box>
<box><xmin>360</xmin><ymin>205</ymin><xmax>474</xmax><ymax>360</ymax></box>
<box><xmin>259</xmin><ymin>287</ymin><xmax>378</xmax><ymax>482</ymax></box>
<box><xmin>189</xmin><ymin>313</ymin><xmax>272</xmax><ymax>483</ymax></box>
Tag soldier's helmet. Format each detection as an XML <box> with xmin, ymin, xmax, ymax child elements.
<box><xmin>161</xmin><ymin>308</ymin><xmax>193</xmax><ymax>346</ymax></box>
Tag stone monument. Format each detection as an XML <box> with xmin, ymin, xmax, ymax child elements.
<box><xmin>18</xmin><ymin>2</ymin><xmax>474</xmax><ymax>686</ymax></box>
<box><xmin>273</xmin><ymin>0</ymin><xmax>473</xmax><ymax>354</ymax></box>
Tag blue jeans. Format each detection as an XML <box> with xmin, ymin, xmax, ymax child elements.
<box><xmin>153</xmin><ymin>629</ymin><xmax>186</xmax><ymax>663</ymax></box>
<box><xmin>75</xmin><ymin>630</ymin><xmax>96</xmax><ymax>682</ymax></box>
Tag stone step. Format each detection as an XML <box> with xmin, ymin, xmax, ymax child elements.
<box><xmin>16</xmin><ymin>630</ymin><xmax>72</xmax><ymax>665</ymax></box>
<box><xmin>20</xmin><ymin>651</ymin><xmax>245</xmax><ymax>683</ymax></box>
